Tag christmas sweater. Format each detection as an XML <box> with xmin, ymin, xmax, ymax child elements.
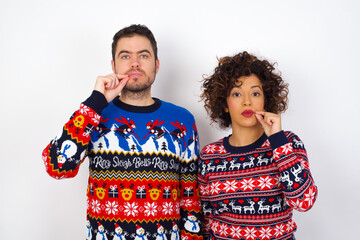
<box><xmin>42</xmin><ymin>91</ymin><xmax>203</xmax><ymax>240</ymax></box>
<box><xmin>198</xmin><ymin>131</ymin><xmax>318</xmax><ymax>240</ymax></box>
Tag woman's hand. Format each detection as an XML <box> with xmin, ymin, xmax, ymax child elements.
<box><xmin>255</xmin><ymin>111</ymin><xmax>282</xmax><ymax>136</ymax></box>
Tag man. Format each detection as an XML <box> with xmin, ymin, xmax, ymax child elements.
<box><xmin>42</xmin><ymin>24</ymin><xmax>202</xmax><ymax>240</ymax></box>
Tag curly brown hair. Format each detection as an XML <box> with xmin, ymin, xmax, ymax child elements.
<box><xmin>201</xmin><ymin>51</ymin><xmax>289</xmax><ymax>128</ymax></box>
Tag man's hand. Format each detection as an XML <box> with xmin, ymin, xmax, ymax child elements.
<box><xmin>94</xmin><ymin>74</ymin><xmax>129</xmax><ymax>103</ymax></box>
<box><xmin>255</xmin><ymin>111</ymin><xmax>282</xmax><ymax>136</ymax></box>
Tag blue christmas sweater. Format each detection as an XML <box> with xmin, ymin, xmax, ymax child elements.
<box><xmin>42</xmin><ymin>91</ymin><xmax>203</xmax><ymax>240</ymax></box>
<box><xmin>198</xmin><ymin>131</ymin><xmax>318</xmax><ymax>240</ymax></box>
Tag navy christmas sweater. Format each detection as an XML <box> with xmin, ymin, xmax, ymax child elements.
<box><xmin>42</xmin><ymin>91</ymin><xmax>203</xmax><ymax>240</ymax></box>
<box><xmin>198</xmin><ymin>131</ymin><xmax>318</xmax><ymax>240</ymax></box>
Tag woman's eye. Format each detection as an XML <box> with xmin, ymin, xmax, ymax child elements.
<box><xmin>232</xmin><ymin>92</ymin><xmax>241</xmax><ymax>97</ymax></box>
<box><xmin>252</xmin><ymin>92</ymin><xmax>261</xmax><ymax>97</ymax></box>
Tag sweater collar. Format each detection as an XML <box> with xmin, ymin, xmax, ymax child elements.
<box><xmin>223</xmin><ymin>133</ymin><xmax>268</xmax><ymax>153</ymax></box>
<box><xmin>113</xmin><ymin>97</ymin><xmax>161</xmax><ymax>113</ymax></box>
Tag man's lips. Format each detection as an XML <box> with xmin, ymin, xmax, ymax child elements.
<box><xmin>241</xmin><ymin>110</ymin><xmax>254</xmax><ymax>117</ymax></box>
<box><xmin>128</xmin><ymin>71</ymin><xmax>142</xmax><ymax>78</ymax></box>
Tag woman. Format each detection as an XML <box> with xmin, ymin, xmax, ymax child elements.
<box><xmin>199</xmin><ymin>51</ymin><xmax>318</xmax><ymax>240</ymax></box>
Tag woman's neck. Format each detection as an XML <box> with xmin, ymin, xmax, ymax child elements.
<box><xmin>229</xmin><ymin>124</ymin><xmax>264</xmax><ymax>147</ymax></box>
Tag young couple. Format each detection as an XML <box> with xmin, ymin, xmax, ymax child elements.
<box><xmin>43</xmin><ymin>24</ymin><xmax>317</xmax><ymax>240</ymax></box>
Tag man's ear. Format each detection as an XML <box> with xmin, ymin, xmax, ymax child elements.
<box><xmin>155</xmin><ymin>59</ymin><xmax>160</xmax><ymax>74</ymax></box>
<box><xmin>111</xmin><ymin>60</ymin><xmax>115</xmax><ymax>73</ymax></box>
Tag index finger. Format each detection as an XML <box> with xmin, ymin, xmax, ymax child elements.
<box><xmin>255</xmin><ymin>111</ymin><xmax>266</xmax><ymax>116</ymax></box>
<box><xmin>256</xmin><ymin>111</ymin><xmax>278</xmax><ymax>117</ymax></box>
<box><xmin>116</xmin><ymin>74</ymin><xmax>129</xmax><ymax>80</ymax></box>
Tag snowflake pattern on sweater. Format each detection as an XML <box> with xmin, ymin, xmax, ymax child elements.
<box><xmin>198</xmin><ymin>131</ymin><xmax>317</xmax><ymax>240</ymax></box>
<box><xmin>42</xmin><ymin>91</ymin><xmax>202</xmax><ymax>240</ymax></box>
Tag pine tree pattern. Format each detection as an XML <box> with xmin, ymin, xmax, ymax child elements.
<box><xmin>43</xmin><ymin>94</ymin><xmax>202</xmax><ymax>240</ymax></box>
<box><xmin>198</xmin><ymin>131</ymin><xmax>318</xmax><ymax>240</ymax></box>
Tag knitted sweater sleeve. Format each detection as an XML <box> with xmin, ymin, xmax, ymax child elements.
<box><xmin>198</xmin><ymin>153</ymin><xmax>211</xmax><ymax>240</ymax></box>
<box><xmin>180</xmin><ymin>121</ymin><xmax>203</xmax><ymax>240</ymax></box>
<box><xmin>269</xmin><ymin>131</ymin><xmax>318</xmax><ymax>212</ymax></box>
<box><xmin>41</xmin><ymin>91</ymin><xmax>108</xmax><ymax>179</ymax></box>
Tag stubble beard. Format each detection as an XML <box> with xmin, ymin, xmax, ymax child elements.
<box><xmin>123</xmin><ymin>75</ymin><xmax>154</xmax><ymax>93</ymax></box>
<box><xmin>121</xmin><ymin>67</ymin><xmax>156</xmax><ymax>98</ymax></box>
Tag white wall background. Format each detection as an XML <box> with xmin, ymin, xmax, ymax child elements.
<box><xmin>1</xmin><ymin>0</ymin><xmax>359</xmax><ymax>239</ymax></box>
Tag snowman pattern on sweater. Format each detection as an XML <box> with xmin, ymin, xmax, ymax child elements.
<box><xmin>170</xmin><ymin>222</ymin><xmax>179</xmax><ymax>240</ymax></box>
<box><xmin>86</xmin><ymin>218</ymin><xmax>92</xmax><ymax>240</ymax></box>
<box><xmin>184</xmin><ymin>213</ymin><xmax>200</xmax><ymax>233</ymax></box>
<box><xmin>155</xmin><ymin>224</ymin><xmax>167</xmax><ymax>240</ymax></box>
<box><xmin>134</xmin><ymin>225</ymin><xmax>149</xmax><ymax>240</ymax></box>
<box><xmin>112</xmin><ymin>223</ymin><xmax>127</xmax><ymax>240</ymax></box>
<box><xmin>96</xmin><ymin>222</ymin><xmax>108</xmax><ymax>240</ymax></box>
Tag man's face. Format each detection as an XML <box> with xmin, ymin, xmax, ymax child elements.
<box><xmin>112</xmin><ymin>35</ymin><xmax>159</xmax><ymax>93</ymax></box>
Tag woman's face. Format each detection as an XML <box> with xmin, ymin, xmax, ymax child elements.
<box><xmin>225</xmin><ymin>74</ymin><xmax>265</xmax><ymax>129</ymax></box>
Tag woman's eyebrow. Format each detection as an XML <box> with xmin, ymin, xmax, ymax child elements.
<box><xmin>251</xmin><ymin>85</ymin><xmax>262</xmax><ymax>89</ymax></box>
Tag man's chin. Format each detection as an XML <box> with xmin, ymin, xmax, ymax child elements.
<box><xmin>123</xmin><ymin>85</ymin><xmax>151</xmax><ymax>93</ymax></box>
<box><xmin>124</xmin><ymin>79</ymin><xmax>154</xmax><ymax>93</ymax></box>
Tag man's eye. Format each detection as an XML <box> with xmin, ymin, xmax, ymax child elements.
<box><xmin>140</xmin><ymin>55</ymin><xmax>148</xmax><ymax>59</ymax></box>
<box><xmin>121</xmin><ymin>55</ymin><xmax>129</xmax><ymax>60</ymax></box>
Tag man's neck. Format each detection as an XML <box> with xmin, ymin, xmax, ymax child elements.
<box><xmin>119</xmin><ymin>90</ymin><xmax>155</xmax><ymax>106</ymax></box>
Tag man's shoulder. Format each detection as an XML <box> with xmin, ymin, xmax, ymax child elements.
<box><xmin>159</xmin><ymin>99</ymin><xmax>195</xmax><ymax>119</ymax></box>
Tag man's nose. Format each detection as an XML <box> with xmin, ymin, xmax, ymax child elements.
<box><xmin>131</xmin><ymin>59</ymin><xmax>140</xmax><ymax>69</ymax></box>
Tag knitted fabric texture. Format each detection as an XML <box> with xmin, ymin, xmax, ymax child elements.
<box><xmin>198</xmin><ymin>131</ymin><xmax>317</xmax><ymax>240</ymax></box>
<box><xmin>43</xmin><ymin>91</ymin><xmax>203</xmax><ymax>240</ymax></box>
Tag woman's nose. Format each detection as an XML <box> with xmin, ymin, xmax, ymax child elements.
<box><xmin>242</xmin><ymin>95</ymin><xmax>251</xmax><ymax>106</ymax></box>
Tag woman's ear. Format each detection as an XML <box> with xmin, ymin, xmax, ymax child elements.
<box><xmin>224</xmin><ymin>104</ymin><xmax>229</xmax><ymax>113</ymax></box>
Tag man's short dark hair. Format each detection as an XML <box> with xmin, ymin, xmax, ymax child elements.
<box><xmin>112</xmin><ymin>24</ymin><xmax>158</xmax><ymax>62</ymax></box>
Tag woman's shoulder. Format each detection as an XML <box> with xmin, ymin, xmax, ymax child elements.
<box><xmin>200</xmin><ymin>138</ymin><xmax>227</xmax><ymax>156</ymax></box>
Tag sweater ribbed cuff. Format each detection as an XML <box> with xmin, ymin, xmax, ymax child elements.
<box><xmin>268</xmin><ymin>131</ymin><xmax>289</xmax><ymax>150</ymax></box>
<box><xmin>82</xmin><ymin>90</ymin><xmax>108</xmax><ymax>115</ymax></box>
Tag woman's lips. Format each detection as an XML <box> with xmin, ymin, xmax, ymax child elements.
<box><xmin>241</xmin><ymin>110</ymin><xmax>254</xmax><ymax>117</ymax></box>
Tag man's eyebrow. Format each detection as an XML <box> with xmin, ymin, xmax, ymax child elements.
<box><xmin>117</xmin><ymin>49</ymin><xmax>152</xmax><ymax>57</ymax></box>
<box><xmin>138</xmin><ymin>49</ymin><xmax>152</xmax><ymax>55</ymax></box>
